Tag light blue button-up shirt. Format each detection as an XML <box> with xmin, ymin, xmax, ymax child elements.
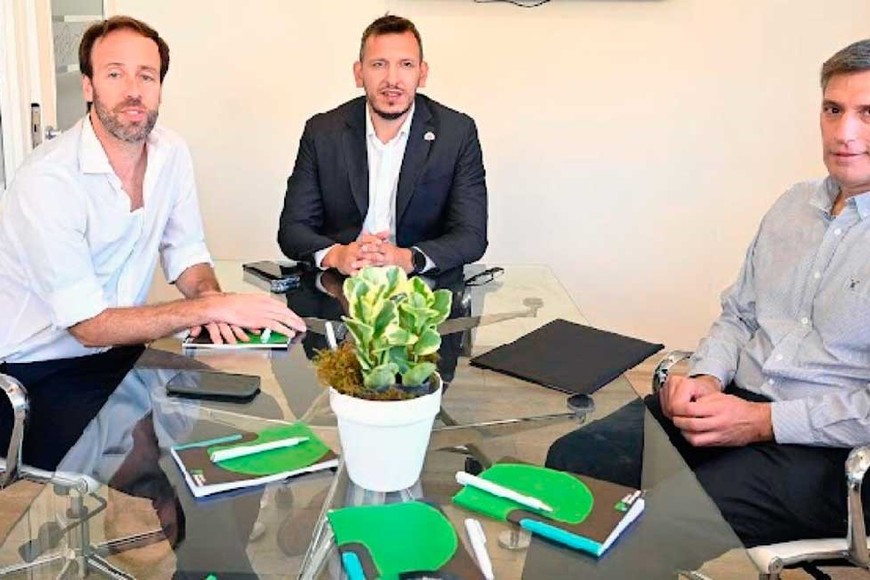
<box><xmin>690</xmin><ymin>177</ymin><xmax>870</xmax><ymax>446</ymax></box>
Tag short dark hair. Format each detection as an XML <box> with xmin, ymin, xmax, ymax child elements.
<box><xmin>359</xmin><ymin>15</ymin><xmax>423</xmax><ymax>62</ymax></box>
<box><xmin>79</xmin><ymin>15</ymin><xmax>170</xmax><ymax>82</ymax></box>
<box><xmin>820</xmin><ymin>39</ymin><xmax>870</xmax><ymax>89</ymax></box>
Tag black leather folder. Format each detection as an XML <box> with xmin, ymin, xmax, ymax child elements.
<box><xmin>470</xmin><ymin>319</ymin><xmax>664</xmax><ymax>395</ymax></box>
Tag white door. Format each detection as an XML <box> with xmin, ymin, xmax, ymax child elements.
<box><xmin>0</xmin><ymin>0</ymin><xmax>109</xmax><ymax>189</ymax></box>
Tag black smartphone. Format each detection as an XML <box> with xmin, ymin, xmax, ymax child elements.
<box><xmin>242</xmin><ymin>261</ymin><xmax>301</xmax><ymax>293</ymax></box>
<box><xmin>165</xmin><ymin>370</ymin><xmax>261</xmax><ymax>402</ymax></box>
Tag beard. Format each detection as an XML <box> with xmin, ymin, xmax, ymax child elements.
<box><xmin>368</xmin><ymin>85</ymin><xmax>413</xmax><ymax>121</ymax></box>
<box><xmin>370</xmin><ymin>103</ymin><xmax>411</xmax><ymax>121</ymax></box>
<box><xmin>92</xmin><ymin>93</ymin><xmax>158</xmax><ymax>143</ymax></box>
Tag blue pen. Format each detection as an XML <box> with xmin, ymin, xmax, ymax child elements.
<box><xmin>174</xmin><ymin>434</ymin><xmax>242</xmax><ymax>451</ymax></box>
<box><xmin>341</xmin><ymin>553</ymin><xmax>366</xmax><ymax>580</ymax></box>
<box><xmin>520</xmin><ymin>519</ymin><xmax>600</xmax><ymax>555</ymax></box>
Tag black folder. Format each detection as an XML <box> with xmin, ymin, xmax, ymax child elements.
<box><xmin>470</xmin><ymin>319</ymin><xmax>664</xmax><ymax>395</ymax></box>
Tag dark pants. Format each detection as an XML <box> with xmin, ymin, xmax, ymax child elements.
<box><xmin>0</xmin><ymin>345</ymin><xmax>144</xmax><ymax>470</ymax></box>
<box><xmin>546</xmin><ymin>386</ymin><xmax>863</xmax><ymax>548</ymax></box>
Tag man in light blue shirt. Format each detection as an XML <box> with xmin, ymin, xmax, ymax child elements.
<box><xmin>549</xmin><ymin>38</ymin><xmax>870</xmax><ymax>551</ymax></box>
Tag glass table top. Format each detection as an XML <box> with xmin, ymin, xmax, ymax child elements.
<box><xmin>0</xmin><ymin>262</ymin><xmax>759</xmax><ymax>579</ymax></box>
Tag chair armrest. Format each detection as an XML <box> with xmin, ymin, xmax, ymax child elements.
<box><xmin>1</xmin><ymin>373</ymin><xmax>29</xmax><ymax>489</ymax></box>
<box><xmin>748</xmin><ymin>538</ymin><xmax>852</xmax><ymax>573</ymax></box>
<box><xmin>652</xmin><ymin>350</ymin><xmax>694</xmax><ymax>393</ymax></box>
<box><xmin>846</xmin><ymin>444</ymin><xmax>870</xmax><ymax>567</ymax></box>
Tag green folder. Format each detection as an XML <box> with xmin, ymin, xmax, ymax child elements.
<box><xmin>327</xmin><ymin>501</ymin><xmax>484</xmax><ymax>580</ymax></box>
<box><xmin>452</xmin><ymin>463</ymin><xmax>644</xmax><ymax>557</ymax></box>
<box><xmin>170</xmin><ymin>423</ymin><xmax>338</xmax><ymax>498</ymax></box>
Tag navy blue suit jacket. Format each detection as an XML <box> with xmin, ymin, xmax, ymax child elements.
<box><xmin>277</xmin><ymin>94</ymin><xmax>488</xmax><ymax>275</ymax></box>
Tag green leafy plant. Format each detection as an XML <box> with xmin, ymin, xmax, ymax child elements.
<box><xmin>315</xmin><ymin>266</ymin><xmax>452</xmax><ymax>399</ymax></box>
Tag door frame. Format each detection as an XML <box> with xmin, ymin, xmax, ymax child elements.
<box><xmin>0</xmin><ymin>0</ymin><xmax>113</xmax><ymax>189</ymax></box>
<box><xmin>0</xmin><ymin>0</ymin><xmax>43</xmax><ymax>188</ymax></box>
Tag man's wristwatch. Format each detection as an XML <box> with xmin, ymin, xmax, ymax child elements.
<box><xmin>410</xmin><ymin>247</ymin><xmax>426</xmax><ymax>275</ymax></box>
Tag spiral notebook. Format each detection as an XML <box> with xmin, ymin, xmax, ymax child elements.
<box><xmin>170</xmin><ymin>422</ymin><xmax>338</xmax><ymax>498</ymax></box>
<box><xmin>452</xmin><ymin>463</ymin><xmax>644</xmax><ymax>557</ymax></box>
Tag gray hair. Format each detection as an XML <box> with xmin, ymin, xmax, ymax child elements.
<box><xmin>821</xmin><ymin>39</ymin><xmax>870</xmax><ymax>89</ymax></box>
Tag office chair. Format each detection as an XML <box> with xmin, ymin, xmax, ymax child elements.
<box><xmin>653</xmin><ymin>352</ymin><xmax>870</xmax><ymax>580</ymax></box>
<box><xmin>1</xmin><ymin>373</ymin><xmax>28</xmax><ymax>489</ymax></box>
<box><xmin>1</xmin><ymin>372</ymin><xmax>166</xmax><ymax>579</ymax></box>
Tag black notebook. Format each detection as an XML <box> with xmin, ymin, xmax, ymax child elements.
<box><xmin>470</xmin><ymin>319</ymin><xmax>663</xmax><ymax>395</ymax></box>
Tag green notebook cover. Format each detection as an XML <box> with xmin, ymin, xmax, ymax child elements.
<box><xmin>170</xmin><ymin>423</ymin><xmax>338</xmax><ymax>498</ymax></box>
<box><xmin>327</xmin><ymin>501</ymin><xmax>485</xmax><ymax>580</ymax></box>
<box><xmin>452</xmin><ymin>463</ymin><xmax>644</xmax><ymax>557</ymax></box>
<box><xmin>182</xmin><ymin>329</ymin><xmax>291</xmax><ymax>349</ymax></box>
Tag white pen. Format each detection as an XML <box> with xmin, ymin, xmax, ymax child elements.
<box><xmin>456</xmin><ymin>471</ymin><xmax>554</xmax><ymax>513</ymax></box>
<box><xmin>209</xmin><ymin>436</ymin><xmax>308</xmax><ymax>463</ymax></box>
<box><xmin>325</xmin><ymin>321</ymin><xmax>338</xmax><ymax>350</ymax></box>
<box><xmin>260</xmin><ymin>328</ymin><xmax>272</xmax><ymax>343</ymax></box>
<box><xmin>464</xmin><ymin>518</ymin><xmax>495</xmax><ymax>580</ymax></box>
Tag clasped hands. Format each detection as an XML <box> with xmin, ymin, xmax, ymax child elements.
<box><xmin>659</xmin><ymin>374</ymin><xmax>773</xmax><ymax>447</ymax></box>
<box><xmin>324</xmin><ymin>231</ymin><xmax>413</xmax><ymax>276</ymax></box>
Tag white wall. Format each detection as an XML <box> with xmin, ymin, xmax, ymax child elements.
<box><xmin>115</xmin><ymin>0</ymin><xmax>870</xmax><ymax>348</ymax></box>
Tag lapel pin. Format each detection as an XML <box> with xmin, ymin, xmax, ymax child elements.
<box><xmin>424</xmin><ymin>131</ymin><xmax>435</xmax><ymax>141</ymax></box>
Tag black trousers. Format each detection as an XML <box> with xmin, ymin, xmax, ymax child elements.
<box><xmin>546</xmin><ymin>385</ymin><xmax>863</xmax><ymax>549</ymax></box>
<box><xmin>0</xmin><ymin>345</ymin><xmax>144</xmax><ymax>470</ymax></box>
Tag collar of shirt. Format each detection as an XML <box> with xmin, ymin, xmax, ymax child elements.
<box><xmin>78</xmin><ymin>116</ymin><xmax>114</xmax><ymax>175</ymax></box>
<box><xmin>812</xmin><ymin>176</ymin><xmax>870</xmax><ymax>220</ymax></box>
<box><xmin>78</xmin><ymin>114</ymin><xmax>167</xmax><ymax>177</ymax></box>
<box><xmin>854</xmin><ymin>191</ymin><xmax>870</xmax><ymax>220</ymax></box>
<box><xmin>365</xmin><ymin>103</ymin><xmax>415</xmax><ymax>148</ymax></box>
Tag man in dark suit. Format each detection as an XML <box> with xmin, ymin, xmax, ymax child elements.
<box><xmin>278</xmin><ymin>15</ymin><xmax>488</xmax><ymax>279</ymax></box>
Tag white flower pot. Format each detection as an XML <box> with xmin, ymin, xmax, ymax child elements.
<box><xmin>329</xmin><ymin>374</ymin><xmax>442</xmax><ymax>492</ymax></box>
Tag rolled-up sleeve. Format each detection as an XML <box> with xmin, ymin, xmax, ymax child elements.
<box><xmin>158</xmin><ymin>144</ymin><xmax>212</xmax><ymax>283</ymax></box>
<box><xmin>47</xmin><ymin>277</ymin><xmax>109</xmax><ymax>328</ymax></box>
<box><xmin>6</xmin><ymin>170</ymin><xmax>109</xmax><ymax>328</ymax></box>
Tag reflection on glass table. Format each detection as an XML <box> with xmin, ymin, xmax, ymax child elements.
<box><xmin>0</xmin><ymin>263</ymin><xmax>760</xmax><ymax>579</ymax></box>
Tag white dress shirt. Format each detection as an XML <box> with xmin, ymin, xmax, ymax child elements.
<box><xmin>362</xmin><ymin>103</ymin><xmax>414</xmax><ymax>238</ymax></box>
<box><xmin>314</xmin><ymin>105</ymin><xmax>433</xmax><ymax>271</ymax></box>
<box><xmin>0</xmin><ymin>116</ymin><xmax>212</xmax><ymax>363</ymax></box>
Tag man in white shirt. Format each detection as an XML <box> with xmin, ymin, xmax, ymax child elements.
<box><xmin>277</xmin><ymin>15</ymin><xmax>488</xmax><ymax>280</ymax></box>
<box><xmin>0</xmin><ymin>16</ymin><xmax>304</xmax><ymax>466</ymax></box>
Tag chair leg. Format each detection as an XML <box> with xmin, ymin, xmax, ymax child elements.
<box><xmin>801</xmin><ymin>564</ymin><xmax>833</xmax><ymax>580</ymax></box>
<box><xmin>81</xmin><ymin>554</ymin><xmax>137</xmax><ymax>580</ymax></box>
<box><xmin>0</xmin><ymin>483</ymin><xmax>165</xmax><ymax>579</ymax></box>
<box><xmin>1</xmin><ymin>374</ymin><xmax>29</xmax><ymax>488</ymax></box>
